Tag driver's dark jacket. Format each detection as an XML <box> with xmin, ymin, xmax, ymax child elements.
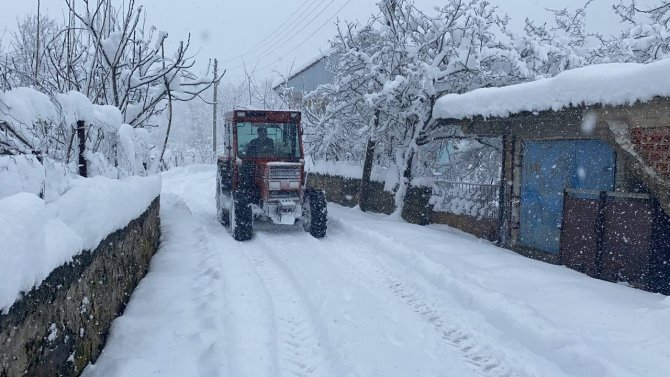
<box><xmin>246</xmin><ymin>137</ymin><xmax>274</xmax><ymax>156</ymax></box>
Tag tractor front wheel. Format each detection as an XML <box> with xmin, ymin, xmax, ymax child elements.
<box><xmin>230</xmin><ymin>191</ymin><xmax>253</xmax><ymax>241</ymax></box>
<box><xmin>302</xmin><ymin>189</ymin><xmax>327</xmax><ymax>238</ymax></box>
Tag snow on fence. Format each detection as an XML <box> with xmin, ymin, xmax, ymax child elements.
<box><xmin>431</xmin><ymin>180</ymin><xmax>500</xmax><ymax>219</ymax></box>
<box><xmin>0</xmin><ymin>154</ymin><xmax>74</xmax><ymax>201</ymax></box>
<box><xmin>1</xmin><ymin>87</ymin><xmax>153</xmax><ymax>177</ymax></box>
<box><xmin>0</xmin><ymin>174</ymin><xmax>162</xmax><ymax>312</ymax></box>
<box><xmin>163</xmin><ymin>150</ymin><xmax>215</xmax><ymax>169</ymax></box>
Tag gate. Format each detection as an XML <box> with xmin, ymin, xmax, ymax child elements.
<box><xmin>519</xmin><ymin>140</ymin><xmax>615</xmax><ymax>253</ymax></box>
<box><xmin>561</xmin><ymin>190</ymin><xmax>669</xmax><ymax>290</ymax></box>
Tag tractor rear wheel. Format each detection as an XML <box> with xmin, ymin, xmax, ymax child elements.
<box><xmin>230</xmin><ymin>191</ymin><xmax>253</xmax><ymax>241</ymax></box>
<box><xmin>302</xmin><ymin>189</ymin><xmax>327</xmax><ymax>238</ymax></box>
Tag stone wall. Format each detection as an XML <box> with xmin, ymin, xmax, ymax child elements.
<box><xmin>0</xmin><ymin>197</ymin><xmax>160</xmax><ymax>377</ymax></box>
<box><xmin>430</xmin><ymin>211</ymin><xmax>499</xmax><ymax>242</ymax></box>
<box><xmin>307</xmin><ymin>172</ymin><xmax>497</xmax><ymax>235</ymax></box>
<box><xmin>307</xmin><ymin>173</ymin><xmax>395</xmax><ymax>214</ymax></box>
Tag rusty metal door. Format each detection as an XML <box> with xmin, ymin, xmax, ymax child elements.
<box><xmin>561</xmin><ymin>191</ymin><xmax>654</xmax><ymax>287</ymax></box>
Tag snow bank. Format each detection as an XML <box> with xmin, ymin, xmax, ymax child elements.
<box><xmin>434</xmin><ymin>58</ymin><xmax>670</xmax><ymax>120</ymax></box>
<box><xmin>0</xmin><ymin>174</ymin><xmax>161</xmax><ymax>312</ymax></box>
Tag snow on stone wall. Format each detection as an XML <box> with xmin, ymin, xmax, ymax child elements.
<box><xmin>0</xmin><ymin>198</ymin><xmax>160</xmax><ymax>376</ymax></box>
<box><xmin>0</xmin><ymin>174</ymin><xmax>162</xmax><ymax>312</ymax></box>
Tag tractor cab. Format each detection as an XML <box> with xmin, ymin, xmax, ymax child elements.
<box><xmin>216</xmin><ymin>110</ymin><xmax>327</xmax><ymax>241</ymax></box>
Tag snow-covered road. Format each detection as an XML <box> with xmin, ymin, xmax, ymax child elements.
<box><xmin>82</xmin><ymin>166</ymin><xmax>670</xmax><ymax>377</ymax></box>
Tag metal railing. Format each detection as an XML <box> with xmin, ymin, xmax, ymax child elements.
<box><xmin>432</xmin><ymin>180</ymin><xmax>500</xmax><ymax>219</ymax></box>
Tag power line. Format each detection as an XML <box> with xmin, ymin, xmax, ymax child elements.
<box><xmin>225</xmin><ymin>0</ymin><xmax>341</xmax><ymax>76</ymax></box>
<box><xmin>220</xmin><ymin>0</ymin><xmax>325</xmax><ymax>64</ymax></box>
<box><xmin>239</xmin><ymin>0</ymin><xmax>330</xmax><ymax>61</ymax></box>
<box><xmin>227</xmin><ymin>0</ymin><xmax>353</xmax><ymax>81</ymax></box>
<box><xmin>224</xmin><ymin>0</ymin><xmax>337</xmax><ymax>72</ymax></box>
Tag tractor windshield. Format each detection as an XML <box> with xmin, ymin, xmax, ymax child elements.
<box><xmin>236</xmin><ymin>122</ymin><xmax>302</xmax><ymax>159</ymax></box>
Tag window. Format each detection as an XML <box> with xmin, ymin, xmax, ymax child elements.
<box><xmin>235</xmin><ymin>122</ymin><xmax>302</xmax><ymax>159</ymax></box>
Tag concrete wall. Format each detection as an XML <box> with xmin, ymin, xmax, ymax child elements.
<box><xmin>0</xmin><ymin>197</ymin><xmax>160</xmax><ymax>377</ymax></box>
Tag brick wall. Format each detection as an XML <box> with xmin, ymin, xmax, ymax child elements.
<box><xmin>630</xmin><ymin>126</ymin><xmax>670</xmax><ymax>178</ymax></box>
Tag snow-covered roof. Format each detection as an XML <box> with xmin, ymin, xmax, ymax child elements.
<box><xmin>433</xmin><ymin>58</ymin><xmax>670</xmax><ymax>120</ymax></box>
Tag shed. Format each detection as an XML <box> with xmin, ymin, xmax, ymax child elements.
<box><xmin>431</xmin><ymin>59</ymin><xmax>670</xmax><ymax>293</ymax></box>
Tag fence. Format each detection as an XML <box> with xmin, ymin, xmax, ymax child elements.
<box><xmin>561</xmin><ymin>189</ymin><xmax>670</xmax><ymax>293</ymax></box>
<box><xmin>432</xmin><ymin>180</ymin><xmax>500</xmax><ymax>219</ymax></box>
<box><xmin>164</xmin><ymin>151</ymin><xmax>215</xmax><ymax>169</ymax></box>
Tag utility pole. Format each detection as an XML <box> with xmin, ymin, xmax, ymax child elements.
<box><xmin>35</xmin><ymin>0</ymin><xmax>41</xmax><ymax>83</ymax></box>
<box><xmin>212</xmin><ymin>58</ymin><xmax>218</xmax><ymax>158</ymax></box>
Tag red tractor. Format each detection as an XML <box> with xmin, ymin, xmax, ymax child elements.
<box><xmin>216</xmin><ymin>110</ymin><xmax>327</xmax><ymax>241</ymax></box>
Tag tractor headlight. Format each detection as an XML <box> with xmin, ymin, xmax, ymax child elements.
<box><xmin>269</xmin><ymin>181</ymin><xmax>281</xmax><ymax>190</ymax></box>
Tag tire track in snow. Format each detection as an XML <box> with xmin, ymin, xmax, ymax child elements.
<box><xmin>245</xmin><ymin>235</ymin><xmax>340</xmax><ymax>377</ymax></box>
<box><xmin>189</xmin><ymin>222</ymin><xmax>230</xmax><ymax>377</ymax></box>
<box><xmin>325</xmin><ymin>217</ymin><xmax>540</xmax><ymax>377</ymax></box>
<box><xmin>166</xmin><ymin>196</ymin><xmax>231</xmax><ymax>377</ymax></box>
<box><xmin>329</xmin><ymin>210</ymin><xmax>624</xmax><ymax>377</ymax></box>
<box><xmin>201</xmin><ymin>221</ymin><xmax>281</xmax><ymax>377</ymax></box>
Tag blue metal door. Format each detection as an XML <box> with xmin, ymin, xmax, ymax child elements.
<box><xmin>520</xmin><ymin>140</ymin><xmax>615</xmax><ymax>253</ymax></box>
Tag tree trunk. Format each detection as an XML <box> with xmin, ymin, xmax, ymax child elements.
<box><xmin>158</xmin><ymin>45</ymin><xmax>173</xmax><ymax>170</ymax></box>
<box><xmin>359</xmin><ymin>110</ymin><xmax>380</xmax><ymax>211</ymax></box>
<box><xmin>359</xmin><ymin>138</ymin><xmax>376</xmax><ymax>211</ymax></box>
<box><xmin>393</xmin><ymin>144</ymin><xmax>416</xmax><ymax>217</ymax></box>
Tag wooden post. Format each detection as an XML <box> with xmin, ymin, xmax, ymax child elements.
<box><xmin>77</xmin><ymin>120</ymin><xmax>87</xmax><ymax>177</ymax></box>
<box><xmin>497</xmin><ymin>134</ymin><xmax>511</xmax><ymax>246</ymax></box>
<box><xmin>35</xmin><ymin>0</ymin><xmax>41</xmax><ymax>82</ymax></box>
<box><xmin>594</xmin><ymin>190</ymin><xmax>608</xmax><ymax>278</ymax></box>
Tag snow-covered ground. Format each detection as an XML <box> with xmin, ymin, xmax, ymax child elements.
<box><xmin>82</xmin><ymin>165</ymin><xmax>670</xmax><ymax>377</ymax></box>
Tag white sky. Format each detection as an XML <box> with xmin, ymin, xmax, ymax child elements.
<box><xmin>0</xmin><ymin>0</ymin><xmax>648</xmax><ymax>84</ymax></box>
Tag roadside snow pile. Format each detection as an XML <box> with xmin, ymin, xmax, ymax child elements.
<box><xmin>0</xmin><ymin>174</ymin><xmax>161</xmax><ymax>312</ymax></box>
<box><xmin>434</xmin><ymin>58</ymin><xmax>670</xmax><ymax>120</ymax></box>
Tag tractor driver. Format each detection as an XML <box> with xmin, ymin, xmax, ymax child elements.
<box><xmin>246</xmin><ymin>126</ymin><xmax>274</xmax><ymax>157</ymax></box>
